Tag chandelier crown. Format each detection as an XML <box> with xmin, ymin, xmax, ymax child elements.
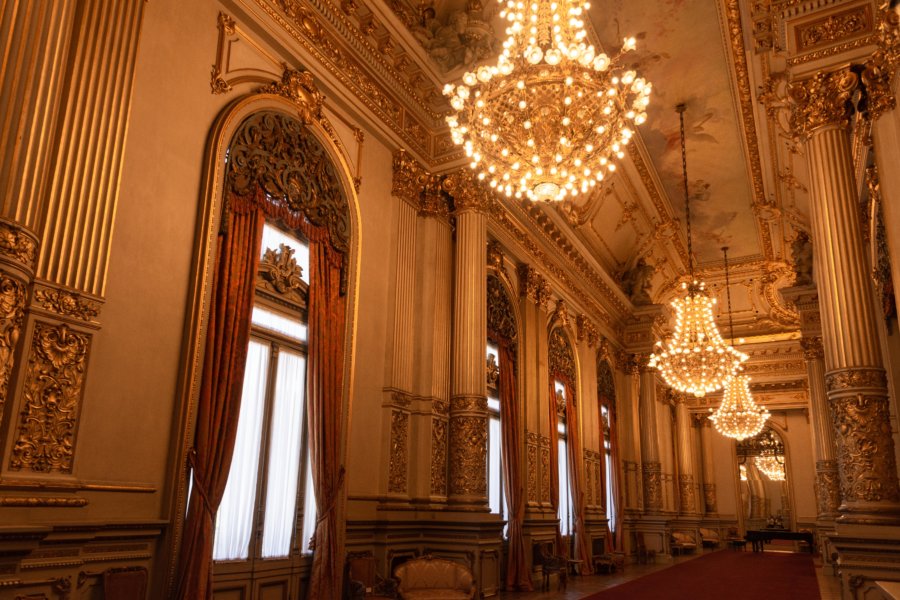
<box><xmin>444</xmin><ymin>0</ymin><xmax>651</xmax><ymax>202</ymax></box>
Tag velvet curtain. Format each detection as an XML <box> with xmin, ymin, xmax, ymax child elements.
<box><xmin>175</xmin><ymin>194</ymin><xmax>264</xmax><ymax>600</ymax></box>
<box><xmin>608</xmin><ymin>404</ymin><xmax>624</xmax><ymax>551</ymax></box>
<box><xmin>548</xmin><ymin>379</ymin><xmax>563</xmax><ymax>555</ymax></box>
<box><xmin>497</xmin><ymin>342</ymin><xmax>532</xmax><ymax>591</ymax></box>
<box><xmin>303</xmin><ymin>222</ymin><xmax>347</xmax><ymax>599</ymax></box>
<box><xmin>565</xmin><ymin>384</ymin><xmax>593</xmax><ymax>574</ymax></box>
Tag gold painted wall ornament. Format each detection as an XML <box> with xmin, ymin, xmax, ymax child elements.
<box><xmin>788</xmin><ymin>69</ymin><xmax>859</xmax><ymax>140</ymax></box>
<box><xmin>226</xmin><ymin>110</ymin><xmax>351</xmax><ymax>256</ymax></box>
<box><xmin>576</xmin><ymin>314</ymin><xmax>600</xmax><ymax>347</ymax></box>
<box><xmin>796</xmin><ymin>5</ymin><xmax>872</xmax><ymax>52</ymax></box>
<box><xmin>815</xmin><ymin>459</ymin><xmax>841</xmax><ymax>516</ymax></box>
<box><xmin>801</xmin><ymin>336</ymin><xmax>824</xmax><ymax>360</ymax></box>
<box><xmin>388</xmin><ymin>410</ymin><xmax>409</xmax><ymax>494</ymax></box>
<box><xmin>448</xmin><ymin>415</ymin><xmax>488</xmax><ymax>497</ymax></box>
<box><xmin>548</xmin><ymin>328</ymin><xmax>576</xmax><ymax>390</ymax></box>
<box><xmin>825</xmin><ymin>367</ymin><xmax>887</xmax><ymax>391</ymax></box>
<box><xmin>442</xmin><ymin>168</ymin><xmax>494</xmax><ymax>214</ymax></box>
<box><xmin>0</xmin><ymin>221</ymin><xmax>38</xmax><ymax>268</ymax></box>
<box><xmin>642</xmin><ymin>461</ymin><xmax>662</xmax><ymax>511</ymax></box>
<box><xmin>487</xmin><ymin>273</ymin><xmax>517</xmax><ymax>343</ymax></box>
<box><xmin>257</xmin><ymin>67</ymin><xmax>325</xmax><ymax>124</ymax></box>
<box><xmin>10</xmin><ymin>323</ymin><xmax>91</xmax><ymax>473</ymax></box>
<box><xmin>831</xmin><ymin>391</ymin><xmax>900</xmax><ymax>503</ymax></box>
<box><xmin>431</xmin><ymin>418</ymin><xmax>447</xmax><ymax>496</ymax></box>
<box><xmin>540</xmin><ymin>435</ymin><xmax>551</xmax><ymax>503</ymax></box>
<box><xmin>526</xmin><ymin>433</ymin><xmax>538</xmax><ymax>503</ymax></box>
<box><xmin>33</xmin><ymin>288</ymin><xmax>101</xmax><ymax>322</ymax></box>
<box><xmin>419</xmin><ymin>174</ymin><xmax>450</xmax><ymax>219</ymax></box>
<box><xmin>679</xmin><ymin>474</ymin><xmax>697</xmax><ymax>513</ymax></box>
<box><xmin>0</xmin><ymin>275</ymin><xmax>26</xmax><ymax>412</ymax></box>
<box><xmin>391</xmin><ymin>149</ymin><xmax>427</xmax><ymax>206</ymax></box>
<box><xmin>258</xmin><ymin>244</ymin><xmax>305</xmax><ymax>297</ymax></box>
<box><xmin>516</xmin><ymin>264</ymin><xmax>551</xmax><ymax>308</ymax></box>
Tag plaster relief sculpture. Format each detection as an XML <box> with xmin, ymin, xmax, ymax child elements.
<box><xmin>621</xmin><ymin>258</ymin><xmax>655</xmax><ymax>305</ymax></box>
<box><xmin>411</xmin><ymin>0</ymin><xmax>498</xmax><ymax>73</ymax></box>
<box><xmin>791</xmin><ymin>230</ymin><xmax>814</xmax><ymax>285</ymax></box>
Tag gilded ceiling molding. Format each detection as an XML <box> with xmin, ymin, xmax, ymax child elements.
<box><xmin>788</xmin><ymin>68</ymin><xmax>859</xmax><ymax>139</ymax></box>
<box><xmin>629</xmin><ymin>151</ymin><xmax>688</xmax><ymax>267</ymax></box>
<box><xmin>724</xmin><ymin>0</ymin><xmax>776</xmax><ymax>260</ymax></box>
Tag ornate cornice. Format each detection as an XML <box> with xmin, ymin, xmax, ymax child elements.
<box><xmin>788</xmin><ymin>68</ymin><xmax>859</xmax><ymax>139</ymax></box>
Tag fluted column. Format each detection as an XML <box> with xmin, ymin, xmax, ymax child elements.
<box><xmin>445</xmin><ymin>171</ymin><xmax>489</xmax><ymax>510</ymax></box>
<box><xmin>699</xmin><ymin>421</ymin><xmax>717</xmax><ymax>515</ymax></box>
<box><xmin>674</xmin><ymin>398</ymin><xmax>697</xmax><ymax>515</ymax></box>
<box><xmin>0</xmin><ymin>0</ymin><xmax>76</xmax><ymax>419</ymax></box>
<box><xmin>789</xmin><ymin>68</ymin><xmax>900</xmax><ymax>522</ymax></box>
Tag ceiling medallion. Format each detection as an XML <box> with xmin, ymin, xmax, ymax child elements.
<box><xmin>443</xmin><ymin>0</ymin><xmax>651</xmax><ymax>202</ymax></box>
<box><xmin>648</xmin><ymin>107</ymin><xmax>745</xmax><ymax>397</ymax></box>
<box><xmin>709</xmin><ymin>247</ymin><xmax>769</xmax><ymax>439</ymax></box>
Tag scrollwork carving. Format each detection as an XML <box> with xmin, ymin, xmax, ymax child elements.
<box><xmin>576</xmin><ymin>314</ymin><xmax>599</xmax><ymax>347</ymax></box>
<box><xmin>815</xmin><ymin>459</ymin><xmax>841</xmax><ymax>516</ymax></box>
<box><xmin>679</xmin><ymin>474</ymin><xmax>697</xmax><ymax>513</ymax></box>
<box><xmin>540</xmin><ymin>440</ymin><xmax>550</xmax><ymax>503</ymax></box>
<box><xmin>443</xmin><ymin>169</ymin><xmax>492</xmax><ymax>214</ymax></box>
<box><xmin>257</xmin><ymin>67</ymin><xmax>325</xmax><ymax>124</ymax></box>
<box><xmin>0</xmin><ymin>221</ymin><xmax>37</xmax><ymax>268</ymax></box>
<box><xmin>642</xmin><ymin>462</ymin><xmax>662</xmax><ymax>511</ymax></box>
<box><xmin>0</xmin><ymin>274</ymin><xmax>26</xmax><ymax>412</ymax></box>
<box><xmin>825</xmin><ymin>368</ymin><xmax>887</xmax><ymax>391</ymax></box>
<box><xmin>258</xmin><ymin>244</ymin><xmax>305</xmax><ymax>299</ymax></box>
<box><xmin>391</xmin><ymin>149</ymin><xmax>427</xmax><ymax>206</ymax></box>
<box><xmin>33</xmin><ymin>288</ymin><xmax>101</xmax><ymax>322</ymax></box>
<box><xmin>830</xmin><ymin>393</ymin><xmax>900</xmax><ymax>503</ymax></box>
<box><xmin>527</xmin><ymin>441</ymin><xmax>537</xmax><ymax>503</ymax></box>
<box><xmin>420</xmin><ymin>174</ymin><xmax>450</xmax><ymax>218</ymax></box>
<box><xmin>549</xmin><ymin>328</ymin><xmax>576</xmax><ymax>389</ymax></box>
<box><xmin>226</xmin><ymin>110</ymin><xmax>350</xmax><ymax>256</ymax></box>
<box><xmin>797</xmin><ymin>6</ymin><xmax>871</xmax><ymax>51</ymax></box>
<box><xmin>10</xmin><ymin>323</ymin><xmax>90</xmax><ymax>473</ymax></box>
<box><xmin>801</xmin><ymin>336</ymin><xmax>824</xmax><ymax>360</ymax></box>
<box><xmin>431</xmin><ymin>418</ymin><xmax>447</xmax><ymax>496</ymax></box>
<box><xmin>448</xmin><ymin>415</ymin><xmax>487</xmax><ymax>497</ymax></box>
<box><xmin>388</xmin><ymin>410</ymin><xmax>409</xmax><ymax>493</ymax></box>
<box><xmin>598</xmin><ymin>360</ymin><xmax>615</xmax><ymax>401</ymax></box>
<box><xmin>516</xmin><ymin>264</ymin><xmax>550</xmax><ymax>308</ymax></box>
<box><xmin>487</xmin><ymin>273</ymin><xmax>517</xmax><ymax>343</ymax></box>
<box><xmin>788</xmin><ymin>69</ymin><xmax>858</xmax><ymax>139</ymax></box>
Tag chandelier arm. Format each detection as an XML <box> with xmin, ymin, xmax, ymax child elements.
<box><xmin>677</xmin><ymin>103</ymin><xmax>694</xmax><ymax>279</ymax></box>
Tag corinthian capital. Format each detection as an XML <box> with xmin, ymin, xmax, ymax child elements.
<box><xmin>788</xmin><ymin>69</ymin><xmax>858</xmax><ymax>139</ymax></box>
<box><xmin>391</xmin><ymin>149</ymin><xmax>427</xmax><ymax>206</ymax></box>
<box><xmin>862</xmin><ymin>8</ymin><xmax>899</xmax><ymax>121</ymax></box>
<box><xmin>443</xmin><ymin>169</ymin><xmax>493</xmax><ymax>214</ymax></box>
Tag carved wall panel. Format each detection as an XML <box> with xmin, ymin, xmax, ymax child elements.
<box><xmin>703</xmin><ymin>483</ymin><xmax>718</xmax><ymax>514</ymax></box>
<box><xmin>0</xmin><ymin>274</ymin><xmax>26</xmax><ymax>416</ymax></box>
<box><xmin>526</xmin><ymin>432</ymin><xmax>538</xmax><ymax>504</ymax></box>
<box><xmin>431</xmin><ymin>417</ymin><xmax>448</xmax><ymax>496</ymax></box>
<box><xmin>388</xmin><ymin>410</ymin><xmax>409</xmax><ymax>493</ymax></box>
<box><xmin>486</xmin><ymin>273</ymin><xmax>517</xmax><ymax>343</ymax></box>
<box><xmin>448</xmin><ymin>416</ymin><xmax>487</xmax><ymax>497</ymax></box>
<box><xmin>540</xmin><ymin>436</ymin><xmax>551</xmax><ymax>504</ymax></box>
<box><xmin>816</xmin><ymin>459</ymin><xmax>841</xmax><ymax>516</ymax></box>
<box><xmin>642</xmin><ymin>462</ymin><xmax>662</xmax><ymax>512</ymax></box>
<box><xmin>679</xmin><ymin>474</ymin><xmax>697</xmax><ymax>514</ymax></box>
<box><xmin>549</xmin><ymin>328</ymin><xmax>576</xmax><ymax>391</ymax></box>
<box><xmin>10</xmin><ymin>323</ymin><xmax>91</xmax><ymax>473</ymax></box>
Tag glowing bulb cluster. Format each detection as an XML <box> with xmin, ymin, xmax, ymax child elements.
<box><xmin>443</xmin><ymin>0</ymin><xmax>651</xmax><ymax>202</ymax></box>
<box><xmin>754</xmin><ymin>455</ymin><xmax>785</xmax><ymax>481</ymax></box>
<box><xmin>708</xmin><ymin>375</ymin><xmax>770</xmax><ymax>441</ymax></box>
<box><xmin>648</xmin><ymin>281</ymin><xmax>747</xmax><ymax>397</ymax></box>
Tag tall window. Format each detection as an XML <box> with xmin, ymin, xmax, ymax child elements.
<box><xmin>601</xmin><ymin>404</ymin><xmax>616</xmax><ymax>536</ymax></box>
<box><xmin>555</xmin><ymin>380</ymin><xmax>573</xmax><ymax>537</ymax></box>
<box><xmin>487</xmin><ymin>342</ymin><xmax>509</xmax><ymax>534</ymax></box>
<box><xmin>213</xmin><ymin>223</ymin><xmax>318</xmax><ymax>563</ymax></box>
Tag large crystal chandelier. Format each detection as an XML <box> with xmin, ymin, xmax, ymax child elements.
<box><xmin>709</xmin><ymin>247</ymin><xmax>769</xmax><ymax>439</ymax></box>
<box><xmin>443</xmin><ymin>0</ymin><xmax>651</xmax><ymax>202</ymax></box>
<box><xmin>648</xmin><ymin>106</ymin><xmax>746</xmax><ymax>397</ymax></box>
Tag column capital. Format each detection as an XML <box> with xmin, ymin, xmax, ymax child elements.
<box><xmin>419</xmin><ymin>174</ymin><xmax>451</xmax><ymax>219</ymax></box>
<box><xmin>801</xmin><ymin>335</ymin><xmax>824</xmax><ymax>360</ymax></box>
<box><xmin>443</xmin><ymin>169</ymin><xmax>494</xmax><ymax>215</ymax></box>
<box><xmin>391</xmin><ymin>148</ymin><xmax>428</xmax><ymax>207</ymax></box>
<box><xmin>516</xmin><ymin>263</ymin><xmax>551</xmax><ymax>309</ymax></box>
<box><xmin>575</xmin><ymin>313</ymin><xmax>600</xmax><ymax>348</ymax></box>
<box><xmin>788</xmin><ymin>68</ymin><xmax>858</xmax><ymax>139</ymax></box>
<box><xmin>862</xmin><ymin>6</ymin><xmax>899</xmax><ymax>122</ymax></box>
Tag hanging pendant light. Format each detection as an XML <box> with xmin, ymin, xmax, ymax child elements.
<box><xmin>443</xmin><ymin>0</ymin><xmax>651</xmax><ymax>202</ymax></box>
<box><xmin>648</xmin><ymin>105</ymin><xmax>746</xmax><ymax>397</ymax></box>
<box><xmin>709</xmin><ymin>246</ymin><xmax>769</xmax><ymax>440</ymax></box>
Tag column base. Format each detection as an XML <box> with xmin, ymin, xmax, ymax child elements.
<box><xmin>837</xmin><ymin>501</ymin><xmax>900</xmax><ymax>526</ymax></box>
<box><xmin>828</xmin><ymin>522</ymin><xmax>900</xmax><ymax>597</ymax></box>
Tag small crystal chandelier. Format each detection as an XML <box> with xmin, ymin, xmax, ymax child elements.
<box><xmin>443</xmin><ymin>0</ymin><xmax>651</xmax><ymax>202</ymax></box>
<box><xmin>755</xmin><ymin>455</ymin><xmax>785</xmax><ymax>481</ymax></box>
<box><xmin>709</xmin><ymin>247</ymin><xmax>769</xmax><ymax>439</ymax></box>
<box><xmin>648</xmin><ymin>106</ymin><xmax>746</xmax><ymax>397</ymax></box>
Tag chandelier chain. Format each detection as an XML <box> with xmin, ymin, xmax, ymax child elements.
<box><xmin>723</xmin><ymin>246</ymin><xmax>735</xmax><ymax>344</ymax></box>
<box><xmin>677</xmin><ymin>103</ymin><xmax>694</xmax><ymax>278</ymax></box>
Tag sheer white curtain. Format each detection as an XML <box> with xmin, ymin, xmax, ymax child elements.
<box><xmin>261</xmin><ymin>350</ymin><xmax>307</xmax><ymax>558</ymax></box>
<box><xmin>213</xmin><ymin>341</ymin><xmax>269</xmax><ymax>561</ymax></box>
<box><xmin>558</xmin><ymin>426</ymin><xmax>571</xmax><ymax>536</ymax></box>
<box><xmin>300</xmin><ymin>450</ymin><xmax>317</xmax><ymax>554</ymax></box>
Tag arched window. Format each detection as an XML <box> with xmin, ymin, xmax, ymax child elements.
<box><xmin>548</xmin><ymin>328</ymin><xmax>577</xmax><ymax>539</ymax></box>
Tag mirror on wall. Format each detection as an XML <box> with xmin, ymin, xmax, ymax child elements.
<box><xmin>737</xmin><ymin>427</ymin><xmax>792</xmax><ymax>531</ymax></box>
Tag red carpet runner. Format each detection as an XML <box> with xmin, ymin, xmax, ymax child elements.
<box><xmin>582</xmin><ymin>551</ymin><xmax>819</xmax><ymax>600</ymax></box>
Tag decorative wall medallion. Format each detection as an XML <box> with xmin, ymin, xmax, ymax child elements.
<box><xmin>703</xmin><ymin>483</ymin><xmax>717</xmax><ymax>513</ymax></box>
<box><xmin>815</xmin><ymin>459</ymin><xmax>841</xmax><ymax>516</ymax></box>
<box><xmin>10</xmin><ymin>323</ymin><xmax>91</xmax><ymax>473</ymax></box>
<box><xmin>0</xmin><ymin>221</ymin><xmax>37</xmax><ymax>268</ymax></box>
<box><xmin>0</xmin><ymin>275</ymin><xmax>26</xmax><ymax>412</ymax></box>
<box><xmin>388</xmin><ymin>410</ymin><xmax>409</xmax><ymax>494</ymax></box>
<box><xmin>448</xmin><ymin>415</ymin><xmax>487</xmax><ymax>497</ymax></box>
<box><xmin>226</xmin><ymin>110</ymin><xmax>350</xmax><ymax>256</ymax></box>
<box><xmin>33</xmin><ymin>288</ymin><xmax>101</xmax><ymax>322</ymax></box>
<box><xmin>830</xmin><ymin>393</ymin><xmax>900</xmax><ymax>503</ymax></box>
<box><xmin>431</xmin><ymin>418</ymin><xmax>447</xmax><ymax>496</ymax></box>
<box><xmin>487</xmin><ymin>273</ymin><xmax>517</xmax><ymax>343</ymax></box>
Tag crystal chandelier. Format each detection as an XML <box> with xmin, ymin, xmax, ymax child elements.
<box><xmin>709</xmin><ymin>247</ymin><xmax>769</xmax><ymax>439</ymax></box>
<box><xmin>755</xmin><ymin>455</ymin><xmax>785</xmax><ymax>481</ymax></box>
<box><xmin>443</xmin><ymin>0</ymin><xmax>651</xmax><ymax>202</ymax></box>
<box><xmin>648</xmin><ymin>106</ymin><xmax>746</xmax><ymax>397</ymax></box>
